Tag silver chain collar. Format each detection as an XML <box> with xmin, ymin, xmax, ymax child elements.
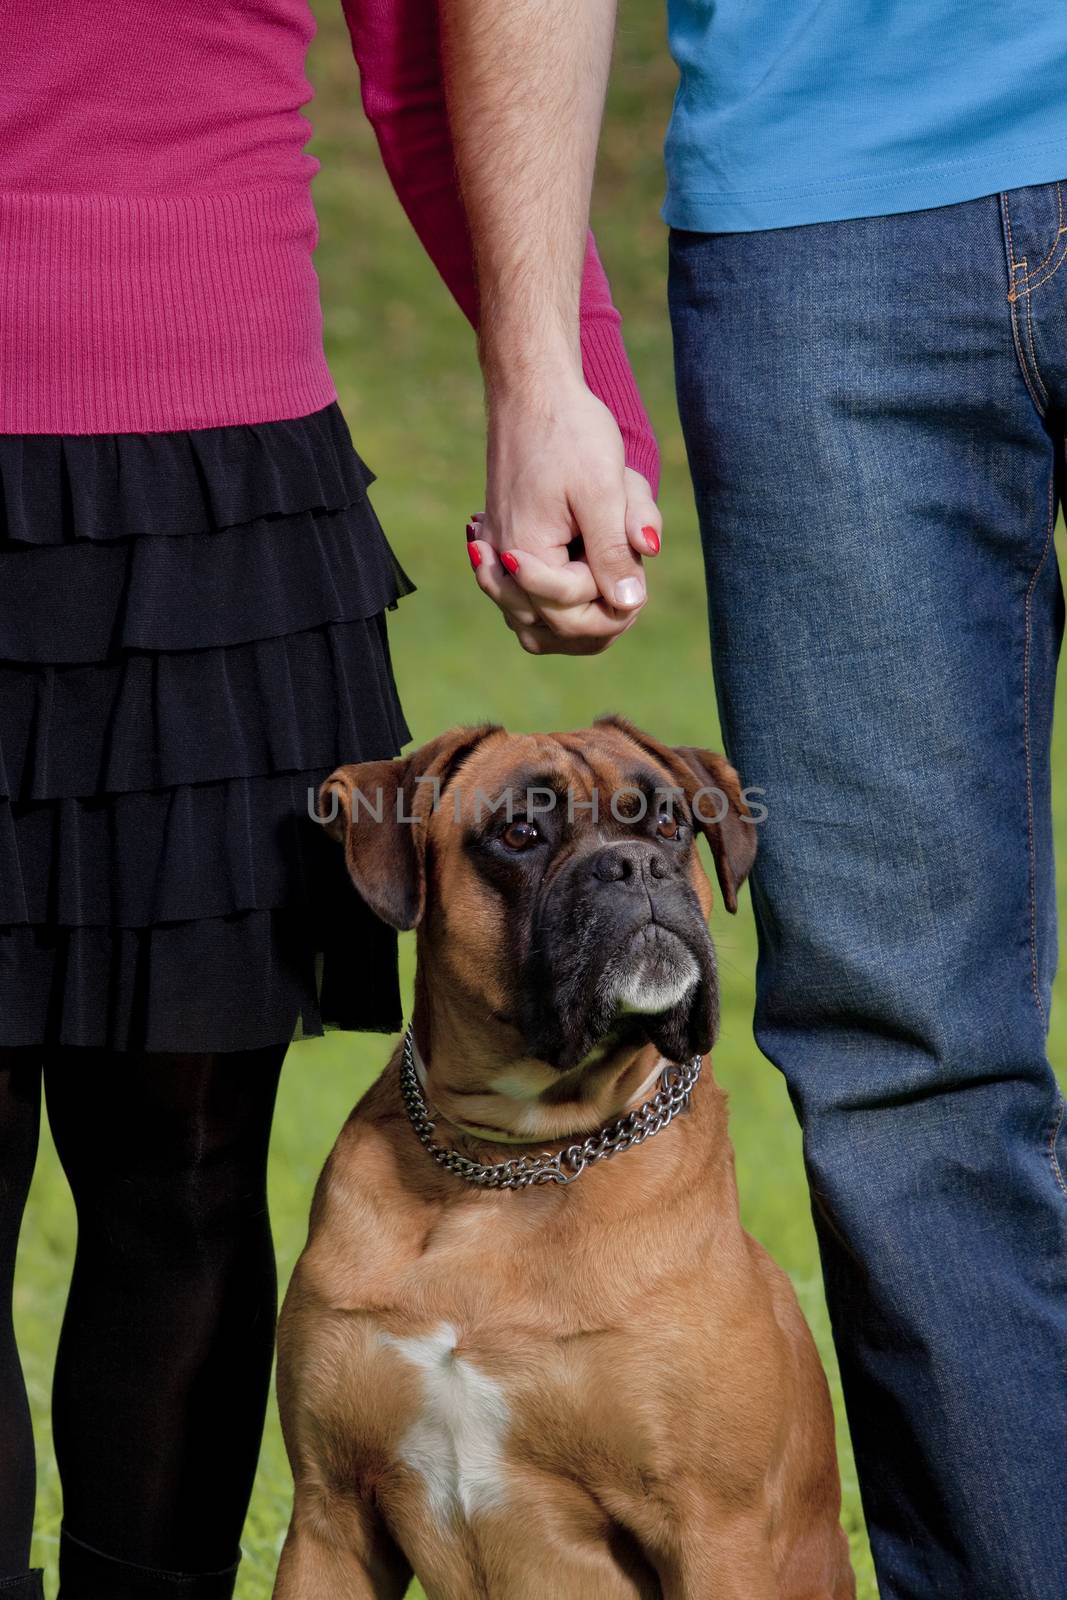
<box><xmin>397</xmin><ymin>1027</ymin><xmax>702</xmax><ymax>1189</ymax></box>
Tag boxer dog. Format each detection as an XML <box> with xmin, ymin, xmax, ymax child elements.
<box><xmin>274</xmin><ymin>717</ymin><xmax>854</xmax><ymax>1600</ymax></box>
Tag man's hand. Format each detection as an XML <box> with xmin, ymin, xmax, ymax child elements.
<box><xmin>439</xmin><ymin>0</ymin><xmax>654</xmax><ymax>655</ymax></box>
<box><xmin>465</xmin><ymin>378</ymin><xmax>660</xmax><ymax>654</ymax></box>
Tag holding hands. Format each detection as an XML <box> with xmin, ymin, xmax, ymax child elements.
<box><xmin>437</xmin><ymin>0</ymin><xmax>659</xmax><ymax>658</ymax></box>
<box><xmin>465</xmin><ymin>378</ymin><xmax>661</xmax><ymax>656</ymax></box>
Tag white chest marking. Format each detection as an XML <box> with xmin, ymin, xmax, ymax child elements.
<box><xmin>379</xmin><ymin>1322</ymin><xmax>509</xmax><ymax>1521</ymax></box>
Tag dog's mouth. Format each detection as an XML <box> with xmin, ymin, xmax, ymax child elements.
<box><xmin>599</xmin><ymin>917</ymin><xmax>716</xmax><ymax>1064</ymax></box>
<box><xmin>602</xmin><ymin>922</ymin><xmax>702</xmax><ymax>1019</ymax></box>
<box><xmin>519</xmin><ymin>908</ymin><xmax>719</xmax><ymax>1072</ymax></box>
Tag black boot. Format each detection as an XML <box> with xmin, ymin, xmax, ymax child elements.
<box><xmin>0</xmin><ymin>1575</ymin><xmax>44</xmax><ymax>1599</ymax></box>
<box><xmin>58</xmin><ymin>1530</ymin><xmax>239</xmax><ymax>1600</ymax></box>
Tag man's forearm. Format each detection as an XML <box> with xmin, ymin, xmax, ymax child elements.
<box><xmin>439</xmin><ymin>0</ymin><xmax>616</xmax><ymax>394</ymax></box>
<box><xmin>438</xmin><ymin>0</ymin><xmax>651</xmax><ymax>649</ymax></box>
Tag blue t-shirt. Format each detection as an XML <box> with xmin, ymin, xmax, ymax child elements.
<box><xmin>664</xmin><ymin>2</ymin><xmax>1067</xmax><ymax>232</ymax></box>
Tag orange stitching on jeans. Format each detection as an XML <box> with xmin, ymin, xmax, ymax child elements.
<box><xmin>1005</xmin><ymin>183</ymin><xmax>1067</xmax><ymax>300</ymax></box>
<box><xmin>1022</xmin><ymin>469</ymin><xmax>1056</xmax><ymax>1030</ymax></box>
<box><xmin>1010</xmin><ymin>189</ymin><xmax>1067</xmax><ymax>297</ymax></box>
<box><xmin>1047</xmin><ymin>1097</ymin><xmax>1067</xmax><ymax>1203</ymax></box>
<box><xmin>1002</xmin><ymin>191</ymin><xmax>1022</xmax><ymax>297</ymax></box>
<box><xmin>1022</xmin><ymin>231</ymin><xmax>1067</xmax><ymax>295</ymax></box>
<box><xmin>1024</xmin><ymin>269</ymin><xmax>1049</xmax><ymax>407</ymax></box>
<box><xmin>1025</xmin><ymin>180</ymin><xmax>1064</xmax><ymax>280</ymax></box>
<box><xmin>1001</xmin><ymin>195</ymin><xmax>1047</xmax><ymax>414</ymax></box>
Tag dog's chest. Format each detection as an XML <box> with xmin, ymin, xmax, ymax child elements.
<box><xmin>378</xmin><ymin>1321</ymin><xmax>511</xmax><ymax>1521</ymax></box>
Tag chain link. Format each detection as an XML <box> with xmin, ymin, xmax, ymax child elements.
<box><xmin>398</xmin><ymin>1028</ymin><xmax>702</xmax><ymax>1189</ymax></box>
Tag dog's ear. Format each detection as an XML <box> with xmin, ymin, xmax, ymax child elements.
<box><xmin>670</xmin><ymin>745</ymin><xmax>757</xmax><ymax>913</ymax></box>
<box><xmin>595</xmin><ymin>715</ymin><xmax>757</xmax><ymax>914</ymax></box>
<box><xmin>320</xmin><ymin>725</ymin><xmax>500</xmax><ymax>930</ymax></box>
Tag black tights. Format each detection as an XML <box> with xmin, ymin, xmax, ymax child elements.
<box><xmin>0</xmin><ymin>1043</ymin><xmax>286</xmax><ymax>1591</ymax></box>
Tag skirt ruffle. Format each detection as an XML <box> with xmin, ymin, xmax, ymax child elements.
<box><xmin>0</xmin><ymin>902</ymin><xmax>402</xmax><ymax>1053</ymax></box>
<box><xmin>0</xmin><ymin>403</ymin><xmax>413</xmax><ymax>1053</ymax></box>
<box><xmin>0</xmin><ymin>618</ymin><xmax>407</xmax><ymax>800</ymax></box>
<box><xmin>0</xmin><ymin>404</ymin><xmax>374</xmax><ymax>547</ymax></box>
<box><xmin>0</xmin><ymin>504</ymin><xmax>411</xmax><ymax>663</ymax></box>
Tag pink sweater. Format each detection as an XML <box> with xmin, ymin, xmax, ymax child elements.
<box><xmin>0</xmin><ymin>0</ymin><xmax>658</xmax><ymax>487</ymax></box>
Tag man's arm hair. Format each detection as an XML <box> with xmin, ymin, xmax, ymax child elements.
<box><xmin>438</xmin><ymin>0</ymin><xmax>617</xmax><ymax>395</ymax></box>
<box><xmin>437</xmin><ymin>0</ymin><xmax>651</xmax><ymax>645</ymax></box>
<box><xmin>340</xmin><ymin>0</ymin><xmax>658</xmax><ymax>489</ymax></box>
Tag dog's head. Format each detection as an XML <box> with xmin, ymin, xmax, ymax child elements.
<box><xmin>322</xmin><ymin>718</ymin><xmax>756</xmax><ymax>1075</ymax></box>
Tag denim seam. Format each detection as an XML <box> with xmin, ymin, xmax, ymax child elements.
<box><xmin>1023</xmin><ymin>272</ymin><xmax>1049</xmax><ymax>409</ymax></box>
<box><xmin>1022</xmin><ymin>180</ymin><xmax>1065</xmax><ymax>282</ymax></box>
<box><xmin>1001</xmin><ymin>194</ymin><xmax>1048</xmax><ymax>417</ymax></box>
<box><xmin>1017</xmin><ymin>232</ymin><xmax>1067</xmax><ymax>298</ymax></box>
<box><xmin>1014</xmin><ymin>190</ymin><xmax>1054</xmax><ymax>402</ymax></box>
<box><xmin>1022</xmin><ymin>468</ymin><xmax>1056</xmax><ymax>1031</ymax></box>
<box><xmin>1005</xmin><ymin>183</ymin><xmax>1067</xmax><ymax>301</ymax></box>
<box><xmin>1048</xmin><ymin>1096</ymin><xmax>1067</xmax><ymax>1203</ymax></box>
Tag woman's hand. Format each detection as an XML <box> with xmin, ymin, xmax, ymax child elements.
<box><xmin>465</xmin><ymin>383</ymin><xmax>662</xmax><ymax>656</ymax></box>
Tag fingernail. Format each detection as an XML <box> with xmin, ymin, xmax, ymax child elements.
<box><xmin>501</xmin><ymin>551</ymin><xmax>520</xmax><ymax>576</ymax></box>
<box><xmin>614</xmin><ymin>577</ymin><xmax>644</xmax><ymax>608</ymax></box>
<box><xmin>466</xmin><ymin>520</ymin><xmax>479</xmax><ymax>540</ymax></box>
<box><xmin>642</xmin><ymin>525</ymin><xmax>661</xmax><ymax>555</ymax></box>
<box><xmin>468</xmin><ymin>543</ymin><xmax>481</xmax><ymax>570</ymax></box>
<box><xmin>470</xmin><ymin>512</ymin><xmax>484</xmax><ymax>522</ymax></box>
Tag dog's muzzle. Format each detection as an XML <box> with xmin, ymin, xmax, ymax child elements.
<box><xmin>518</xmin><ymin>838</ymin><xmax>719</xmax><ymax>1070</ymax></box>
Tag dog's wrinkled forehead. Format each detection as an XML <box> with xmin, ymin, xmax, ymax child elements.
<box><xmin>321</xmin><ymin>715</ymin><xmax>755</xmax><ymax>934</ymax></box>
<box><xmin>427</xmin><ymin>722</ymin><xmax>683</xmax><ymax>840</ymax></box>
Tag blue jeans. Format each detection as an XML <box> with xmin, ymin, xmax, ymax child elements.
<box><xmin>670</xmin><ymin>181</ymin><xmax>1067</xmax><ymax>1599</ymax></box>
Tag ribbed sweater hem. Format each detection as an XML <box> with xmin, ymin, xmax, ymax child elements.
<box><xmin>0</xmin><ymin>186</ymin><xmax>336</xmax><ymax>435</ymax></box>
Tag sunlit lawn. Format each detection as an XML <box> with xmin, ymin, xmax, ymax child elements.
<box><xmin>17</xmin><ymin>5</ymin><xmax>1067</xmax><ymax>1598</ymax></box>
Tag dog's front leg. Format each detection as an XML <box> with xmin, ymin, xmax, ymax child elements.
<box><xmin>645</xmin><ymin>1509</ymin><xmax>781</xmax><ymax>1600</ymax></box>
<box><xmin>273</xmin><ymin>1489</ymin><xmax>412</xmax><ymax>1600</ymax></box>
<box><xmin>657</xmin><ymin>1549</ymin><xmax>778</xmax><ymax>1600</ymax></box>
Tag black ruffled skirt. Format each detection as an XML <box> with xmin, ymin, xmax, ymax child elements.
<box><xmin>0</xmin><ymin>404</ymin><xmax>413</xmax><ymax>1052</ymax></box>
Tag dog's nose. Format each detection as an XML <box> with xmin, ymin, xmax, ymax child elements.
<box><xmin>589</xmin><ymin>842</ymin><xmax>671</xmax><ymax>887</ymax></box>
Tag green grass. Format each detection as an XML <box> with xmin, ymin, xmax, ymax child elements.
<box><xmin>16</xmin><ymin>6</ymin><xmax>1067</xmax><ymax>1598</ymax></box>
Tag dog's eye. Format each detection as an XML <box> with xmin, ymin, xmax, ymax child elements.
<box><xmin>656</xmin><ymin>809</ymin><xmax>681</xmax><ymax>841</ymax></box>
<box><xmin>501</xmin><ymin>819</ymin><xmax>541</xmax><ymax>851</ymax></box>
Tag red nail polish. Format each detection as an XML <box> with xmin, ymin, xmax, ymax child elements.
<box><xmin>642</xmin><ymin>525</ymin><xmax>661</xmax><ymax>554</ymax></box>
<box><xmin>468</xmin><ymin>543</ymin><xmax>481</xmax><ymax>570</ymax></box>
<box><xmin>501</xmin><ymin>551</ymin><xmax>519</xmax><ymax>576</ymax></box>
<box><xmin>466</xmin><ymin>521</ymin><xmax>478</xmax><ymax>540</ymax></box>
